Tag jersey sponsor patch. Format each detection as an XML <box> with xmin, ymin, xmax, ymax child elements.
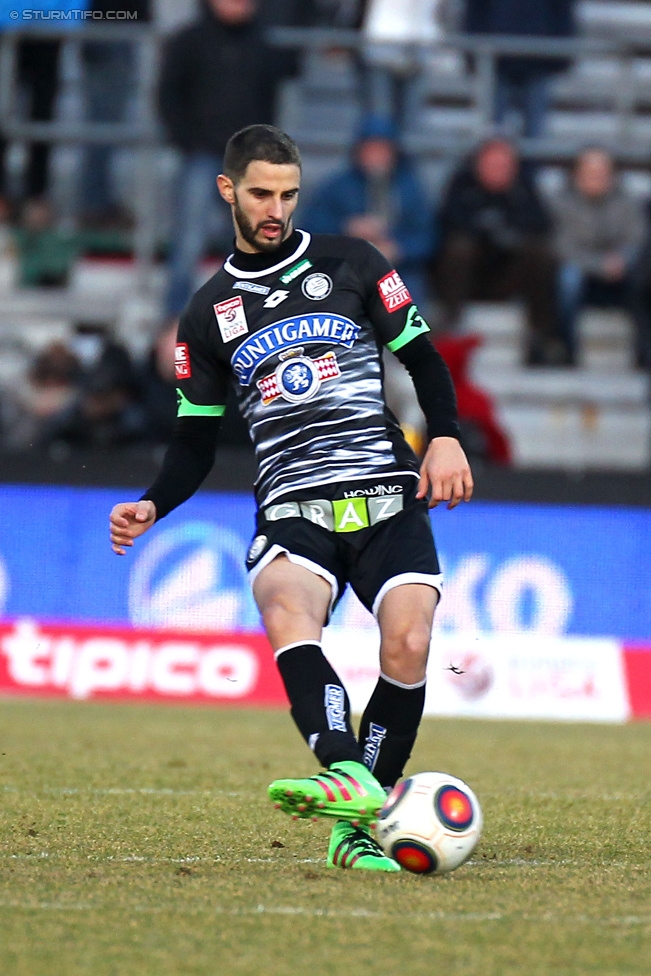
<box><xmin>256</xmin><ymin>350</ymin><xmax>341</xmax><ymax>405</ymax></box>
<box><xmin>262</xmin><ymin>491</ymin><xmax>404</xmax><ymax>532</ymax></box>
<box><xmin>302</xmin><ymin>272</ymin><xmax>333</xmax><ymax>300</ymax></box>
<box><xmin>231</xmin><ymin>314</ymin><xmax>360</xmax><ymax>385</ymax></box>
<box><xmin>214</xmin><ymin>295</ymin><xmax>249</xmax><ymax>343</ymax></box>
<box><xmin>279</xmin><ymin>258</ymin><xmax>312</xmax><ymax>285</ymax></box>
<box><xmin>175</xmin><ymin>343</ymin><xmax>192</xmax><ymax>379</ymax></box>
<box><xmin>233</xmin><ymin>281</ymin><xmax>271</xmax><ymax>296</ymax></box>
<box><xmin>378</xmin><ymin>270</ymin><xmax>412</xmax><ymax>312</ymax></box>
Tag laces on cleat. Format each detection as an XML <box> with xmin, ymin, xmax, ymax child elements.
<box><xmin>327</xmin><ymin>822</ymin><xmax>401</xmax><ymax>872</ymax></box>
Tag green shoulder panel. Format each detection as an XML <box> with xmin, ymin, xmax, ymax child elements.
<box><xmin>176</xmin><ymin>388</ymin><xmax>225</xmax><ymax>418</ymax></box>
<box><xmin>386</xmin><ymin>305</ymin><xmax>431</xmax><ymax>353</ymax></box>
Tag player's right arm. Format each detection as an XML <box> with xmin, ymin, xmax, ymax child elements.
<box><xmin>110</xmin><ymin>500</ymin><xmax>157</xmax><ymax>555</ymax></box>
<box><xmin>109</xmin><ymin>301</ymin><xmax>227</xmax><ymax>554</ymax></box>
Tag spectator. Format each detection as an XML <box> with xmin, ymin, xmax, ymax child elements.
<box><xmin>303</xmin><ymin>115</ymin><xmax>434</xmax><ymax>308</ymax></box>
<box><xmin>79</xmin><ymin>1</ymin><xmax>152</xmax><ymax>228</ymax></box>
<box><xmin>433</xmin><ymin>137</ymin><xmax>564</xmax><ymax>366</ymax></box>
<box><xmin>14</xmin><ymin>198</ymin><xmax>80</xmax><ymax>287</ymax></box>
<box><xmin>136</xmin><ymin>319</ymin><xmax>178</xmax><ymax>444</ymax></box>
<box><xmin>0</xmin><ymin>341</ymin><xmax>80</xmax><ymax>451</ymax></box>
<box><xmin>552</xmin><ymin>147</ymin><xmax>645</xmax><ymax>366</ymax></box>
<box><xmin>0</xmin><ymin>3</ymin><xmax>88</xmax><ymax>203</ymax></box>
<box><xmin>158</xmin><ymin>0</ymin><xmax>298</xmax><ymax>318</ymax></box>
<box><xmin>434</xmin><ymin>333</ymin><xmax>511</xmax><ymax>465</ymax></box>
<box><xmin>464</xmin><ymin>0</ymin><xmax>576</xmax><ymax>138</ymax></box>
<box><xmin>42</xmin><ymin>333</ymin><xmax>143</xmax><ymax>449</ymax></box>
<box><xmin>0</xmin><ymin>195</ymin><xmax>17</xmax><ymax>291</ymax></box>
<box><xmin>629</xmin><ymin>203</ymin><xmax>651</xmax><ymax>373</ymax></box>
<box><xmin>361</xmin><ymin>0</ymin><xmax>443</xmax><ymax>133</ymax></box>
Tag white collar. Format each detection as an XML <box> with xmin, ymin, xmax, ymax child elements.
<box><xmin>222</xmin><ymin>230</ymin><xmax>311</xmax><ymax>280</ymax></box>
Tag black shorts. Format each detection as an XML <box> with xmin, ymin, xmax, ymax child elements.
<box><xmin>245</xmin><ymin>498</ymin><xmax>442</xmax><ymax>620</ymax></box>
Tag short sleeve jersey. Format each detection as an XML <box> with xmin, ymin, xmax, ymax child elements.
<box><xmin>175</xmin><ymin>230</ymin><xmax>432</xmax><ymax>509</ymax></box>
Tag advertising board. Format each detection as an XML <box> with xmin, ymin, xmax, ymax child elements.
<box><xmin>0</xmin><ymin>486</ymin><xmax>649</xmax><ymax>719</ymax></box>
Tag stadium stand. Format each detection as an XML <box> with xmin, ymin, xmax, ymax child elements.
<box><xmin>0</xmin><ymin>1</ymin><xmax>650</xmax><ymax>470</ymax></box>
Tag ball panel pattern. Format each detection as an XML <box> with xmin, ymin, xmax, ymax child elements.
<box><xmin>435</xmin><ymin>785</ymin><xmax>475</xmax><ymax>832</ymax></box>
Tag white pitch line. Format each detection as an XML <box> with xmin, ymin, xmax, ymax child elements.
<box><xmin>1</xmin><ymin>786</ymin><xmax>242</xmax><ymax>797</ymax></box>
<box><xmin>4</xmin><ymin>785</ymin><xmax>647</xmax><ymax>803</ymax></box>
<box><xmin>4</xmin><ymin>849</ymin><xmax>647</xmax><ymax>873</ymax></box>
<box><xmin>482</xmin><ymin>790</ymin><xmax>650</xmax><ymax>802</ymax></box>
<box><xmin>2</xmin><ymin>852</ymin><xmax>644</xmax><ymax>870</ymax></box>
<box><xmin>0</xmin><ymin>901</ymin><xmax>649</xmax><ymax>926</ymax></box>
<box><xmin>0</xmin><ymin>853</ymin><xmax>325</xmax><ymax>865</ymax></box>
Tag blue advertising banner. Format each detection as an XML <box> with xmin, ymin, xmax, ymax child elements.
<box><xmin>0</xmin><ymin>485</ymin><xmax>649</xmax><ymax>641</ymax></box>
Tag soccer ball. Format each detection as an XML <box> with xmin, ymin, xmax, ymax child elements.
<box><xmin>375</xmin><ymin>771</ymin><xmax>483</xmax><ymax>874</ymax></box>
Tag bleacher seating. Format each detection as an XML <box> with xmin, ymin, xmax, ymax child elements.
<box><xmin>1</xmin><ymin>0</ymin><xmax>650</xmax><ymax>469</ymax></box>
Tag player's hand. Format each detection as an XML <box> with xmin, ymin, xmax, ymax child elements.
<box><xmin>109</xmin><ymin>500</ymin><xmax>156</xmax><ymax>555</ymax></box>
<box><xmin>416</xmin><ymin>437</ymin><xmax>473</xmax><ymax>510</ymax></box>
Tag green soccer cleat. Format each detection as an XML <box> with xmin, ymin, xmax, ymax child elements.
<box><xmin>327</xmin><ymin>821</ymin><xmax>401</xmax><ymax>872</ymax></box>
<box><xmin>268</xmin><ymin>760</ymin><xmax>386</xmax><ymax>826</ymax></box>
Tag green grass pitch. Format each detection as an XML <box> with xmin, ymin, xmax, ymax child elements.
<box><xmin>1</xmin><ymin>699</ymin><xmax>650</xmax><ymax>976</ymax></box>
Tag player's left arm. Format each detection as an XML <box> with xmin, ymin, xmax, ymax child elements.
<box><xmin>358</xmin><ymin>242</ymin><xmax>473</xmax><ymax>509</ymax></box>
<box><xmin>396</xmin><ymin>335</ymin><xmax>473</xmax><ymax>509</ymax></box>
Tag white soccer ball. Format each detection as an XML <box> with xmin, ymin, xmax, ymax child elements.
<box><xmin>375</xmin><ymin>771</ymin><xmax>483</xmax><ymax>874</ymax></box>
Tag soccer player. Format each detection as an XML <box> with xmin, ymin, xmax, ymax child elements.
<box><xmin>109</xmin><ymin>125</ymin><xmax>473</xmax><ymax>872</ymax></box>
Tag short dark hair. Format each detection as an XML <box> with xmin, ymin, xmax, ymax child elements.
<box><xmin>223</xmin><ymin>125</ymin><xmax>302</xmax><ymax>183</ymax></box>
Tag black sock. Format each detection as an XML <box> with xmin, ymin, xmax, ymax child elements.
<box><xmin>358</xmin><ymin>673</ymin><xmax>426</xmax><ymax>788</ymax></box>
<box><xmin>275</xmin><ymin>641</ymin><xmax>364</xmax><ymax>768</ymax></box>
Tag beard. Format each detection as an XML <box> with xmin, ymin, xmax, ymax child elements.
<box><xmin>233</xmin><ymin>194</ymin><xmax>290</xmax><ymax>253</ymax></box>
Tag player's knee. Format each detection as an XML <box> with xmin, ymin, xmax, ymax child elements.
<box><xmin>381</xmin><ymin>624</ymin><xmax>430</xmax><ymax>681</ymax></box>
<box><xmin>260</xmin><ymin>591</ymin><xmax>317</xmax><ymax>636</ymax></box>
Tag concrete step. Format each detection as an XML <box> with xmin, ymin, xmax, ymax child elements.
<box><xmin>68</xmin><ymin>258</ymin><xmax>165</xmax><ymax>298</ymax></box>
<box><xmin>461</xmin><ymin>302</ymin><xmax>634</xmax><ymax>339</ymax></box>
<box><xmin>498</xmin><ymin>401</ymin><xmax>651</xmax><ymax>470</ymax></box>
<box><xmin>474</xmin><ymin>367</ymin><xmax>649</xmax><ymax>405</ymax></box>
<box><xmin>470</xmin><ymin>342</ymin><xmax>633</xmax><ymax>374</ymax></box>
<box><xmin>0</xmin><ymin>317</ymin><xmax>72</xmax><ymax>352</ymax></box>
<box><xmin>457</xmin><ymin>300</ymin><xmax>650</xmax><ymax>468</ymax></box>
<box><xmin>578</xmin><ymin>0</ymin><xmax>651</xmax><ymax>39</ymax></box>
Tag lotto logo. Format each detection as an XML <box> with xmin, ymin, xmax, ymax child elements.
<box><xmin>175</xmin><ymin>343</ymin><xmax>191</xmax><ymax>379</ymax></box>
<box><xmin>378</xmin><ymin>271</ymin><xmax>412</xmax><ymax>312</ymax></box>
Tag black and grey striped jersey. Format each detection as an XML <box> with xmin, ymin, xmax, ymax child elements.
<box><xmin>174</xmin><ymin>231</ymin><xmax>441</xmax><ymax>509</ymax></box>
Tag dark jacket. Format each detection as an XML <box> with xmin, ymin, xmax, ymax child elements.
<box><xmin>303</xmin><ymin>118</ymin><xmax>434</xmax><ymax>267</ymax></box>
<box><xmin>464</xmin><ymin>0</ymin><xmax>575</xmax><ymax>78</ymax></box>
<box><xmin>440</xmin><ymin>160</ymin><xmax>551</xmax><ymax>249</ymax></box>
<box><xmin>158</xmin><ymin>2</ymin><xmax>293</xmax><ymax>156</ymax></box>
<box><xmin>304</xmin><ymin>163</ymin><xmax>433</xmax><ymax>267</ymax></box>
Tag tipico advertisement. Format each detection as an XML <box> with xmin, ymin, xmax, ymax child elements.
<box><xmin>0</xmin><ymin>485</ymin><xmax>649</xmax><ymax>720</ymax></box>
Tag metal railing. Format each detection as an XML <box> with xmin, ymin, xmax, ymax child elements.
<box><xmin>2</xmin><ymin>24</ymin><xmax>651</xmax><ymax>298</ymax></box>
<box><xmin>0</xmin><ymin>24</ymin><xmax>160</xmax><ymax>292</ymax></box>
<box><xmin>269</xmin><ymin>27</ymin><xmax>651</xmax><ymax>161</ymax></box>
